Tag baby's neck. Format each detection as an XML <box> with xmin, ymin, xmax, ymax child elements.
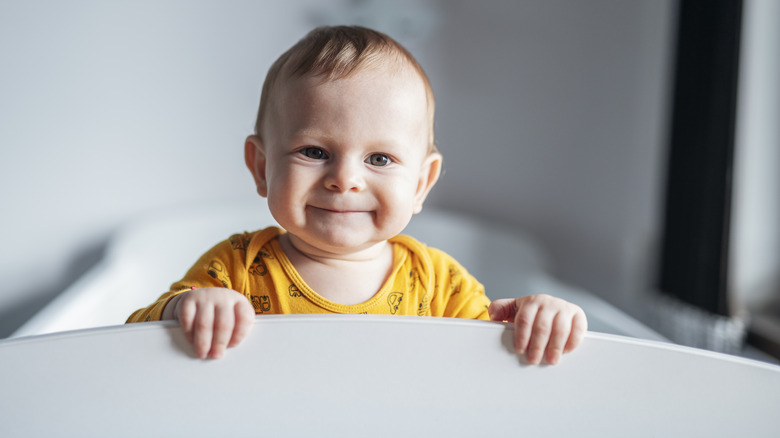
<box><xmin>281</xmin><ymin>233</ymin><xmax>389</xmax><ymax>262</ymax></box>
<box><xmin>278</xmin><ymin>234</ymin><xmax>394</xmax><ymax>305</ymax></box>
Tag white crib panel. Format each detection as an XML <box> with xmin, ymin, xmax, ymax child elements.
<box><xmin>2</xmin><ymin>315</ymin><xmax>777</xmax><ymax>437</ymax></box>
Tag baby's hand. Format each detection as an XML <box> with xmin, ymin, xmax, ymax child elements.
<box><xmin>489</xmin><ymin>294</ymin><xmax>587</xmax><ymax>365</ymax></box>
<box><xmin>163</xmin><ymin>288</ymin><xmax>256</xmax><ymax>359</ymax></box>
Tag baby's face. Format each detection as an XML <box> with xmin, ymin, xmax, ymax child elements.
<box><xmin>254</xmin><ymin>64</ymin><xmax>439</xmax><ymax>256</ymax></box>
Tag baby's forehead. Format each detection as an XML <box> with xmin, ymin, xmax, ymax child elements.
<box><xmin>270</xmin><ymin>62</ymin><xmax>429</xmax><ymax>119</ymax></box>
<box><xmin>279</xmin><ymin>67</ymin><xmax>428</xmax><ymax>118</ymax></box>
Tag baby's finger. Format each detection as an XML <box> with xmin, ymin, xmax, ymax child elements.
<box><xmin>192</xmin><ymin>304</ymin><xmax>215</xmax><ymax>360</ymax></box>
<box><xmin>488</xmin><ymin>299</ymin><xmax>517</xmax><ymax>322</ymax></box>
<box><xmin>525</xmin><ymin>308</ymin><xmax>556</xmax><ymax>365</ymax></box>
<box><xmin>564</xmin><ymin>311</ymin><xmax>588</xmax><ymax>353</ymax></box>
<box><xmin>513</xmin><ymin>300</ymin><xmax>540</xmax><ymax>356</ymax></box>
<box><xmin>228</xmin><ymin>300</ymin><xmax>255</xmax><ymax>348</ymax></box>
<box><xmin>544</xmin><ymin>313</ymin><xmax>571</xmax><ymax>365</ymax></box>
<box><xmin>208</xmin><ymin>305</ymin><xmax>235</xmax><ymax>360</ymax></box>
<box><xmin>176</xmin><ymin>296</ymin><xmax>197</xmax><ymax>344</ymax></box>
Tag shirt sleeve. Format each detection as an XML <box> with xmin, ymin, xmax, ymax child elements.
<box><xmin>125</xmin><ymin>233</ymin><xmax>251</xmax><ymax>323</ymax></box>
<box><xmin>426</xmin><ymin>247</ymin><xmax>491</xmax><ymax>321</ymax></box>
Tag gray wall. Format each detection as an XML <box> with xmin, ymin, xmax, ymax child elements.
<box><xmin>0</xmin><ymin>0</ymin><xmax>675</xmax><ymax>336</ymax></box>
<box><xmin>426</xmin><ymin>0</ymin><xmax>674</xmax><ymax>312</ymax></box>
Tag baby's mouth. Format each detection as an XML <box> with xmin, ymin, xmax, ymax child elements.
<box><xmin>309</xmin><ymin>205</ymin><xmax>367</xmax><ymax>214</ymax></box>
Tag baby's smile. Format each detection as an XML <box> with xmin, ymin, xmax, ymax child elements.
<box><xmin>319</xmin><ymin>209</ymin><xmax>365</xmax><ymax>214</ymax></box>
<box><xmin>307</xmin><ymin>205</ymin><xmax>373</xmax><ymax>218</ymax></box>
<box><xmin>311</xmin><ymin>206</ymin><xmax>368</xmax><ymax>213</ymax></box>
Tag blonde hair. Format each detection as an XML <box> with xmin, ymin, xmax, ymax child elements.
<box><xmin>254</xmin><ymin>25</ymin><xmax>437</xmax><ymax>153</ymax></box>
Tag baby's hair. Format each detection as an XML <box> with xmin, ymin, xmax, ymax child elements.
<box><xmin>254</xmin><ymin>25</ymin><xmax>437</xmax><ymax>153</ymax></box>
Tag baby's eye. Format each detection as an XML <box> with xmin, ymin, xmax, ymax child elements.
<box><xmin>366</xmin><ymin>153</ymin><xmax>391</xmax><ymax>167</ymax></box>
<box><xmin>300</xmin><ymin>147</ymin><xmax>328</xmax><ymax>160</ymax></box>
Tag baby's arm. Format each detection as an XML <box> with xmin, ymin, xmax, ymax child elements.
<box><xmin>489</xmin><ymin>295</ymin><xmax>587</xmax><ymax>365</ymax></box>
<box><xmin>162</xmin><ymin>288</ymin><xmax>256</xmax><ymax>360</ymax></box>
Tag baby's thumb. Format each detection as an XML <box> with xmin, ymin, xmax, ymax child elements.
<box><xmin>488</xmin><ymin>299</ymin><xmax>517</xmax><ymax>322</ymax></box>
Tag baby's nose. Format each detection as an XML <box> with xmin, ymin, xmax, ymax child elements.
<box><xmin>325</xmin><ymin>159</ymin><xmax>366</xmax><ymax>192</ymax></box>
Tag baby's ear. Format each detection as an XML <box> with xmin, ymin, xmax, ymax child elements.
<box><xmin>413</xmin><ymin>152</ymin><xmax>442</xmax><ymax>214</ymax></box>
<box><xmin>244</xmin><ymin>136</ymin><xmax>268</xmax><ymax>197</ymax></box>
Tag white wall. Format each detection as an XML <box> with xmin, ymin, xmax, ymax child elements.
<box><xmin>0</xmin><ymin>0</ymin><xmax>675</xmax><ymax>336</ymax></box>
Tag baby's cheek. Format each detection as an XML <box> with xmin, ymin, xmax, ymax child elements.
<box><xmin>377</xmin><ymin>185</ymin><xmax>418</xmax><ymax>229</ymax></box>
<box><xmin>266</xmin><ymin>193</ymin><xmax>297</xmax><ymax>227</ymax></box>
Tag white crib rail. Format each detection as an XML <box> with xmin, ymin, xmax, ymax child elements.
<box><xmin>2</xmin><ymin>315</ymin><xmax>777</xmax><ymax>437</ymax></box>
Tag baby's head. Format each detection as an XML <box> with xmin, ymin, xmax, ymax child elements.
<box><xmin>245</xmin><ymin>26</ymin><xmax>442</xmax><ymax>255</ymax></box>
<box><xmin>254</xmin><ymin>25</ymin><xmax>436</xmax><ymax>153</ymax></box>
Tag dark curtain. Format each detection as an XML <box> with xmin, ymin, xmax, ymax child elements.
<box><xmin>658</xmin><ymin>0</ymin><xmax>743</xmax><ymax>316</ymax></box>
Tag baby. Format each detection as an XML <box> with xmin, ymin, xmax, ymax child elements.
<box><xmin>128</xmin><ymin>25</ymin><xmax>587</xmax><ymax>365</ymax></box>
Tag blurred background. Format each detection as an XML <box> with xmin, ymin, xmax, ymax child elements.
<box><xmin>0</xmin><ymin>0</ymin><xmax>777</xmax><ymax>359</ymax></box>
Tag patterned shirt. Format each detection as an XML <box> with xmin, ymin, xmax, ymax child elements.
<box><xmin>127</xmin><ymin>227</ymin><xmax>491</xmax><ymax>322</ymax></box>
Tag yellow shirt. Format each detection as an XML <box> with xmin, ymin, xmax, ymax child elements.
<box><xmin>127</xmin><ymin>227</ymin><xmax>491</xmax><ymax>323</ymax></box>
